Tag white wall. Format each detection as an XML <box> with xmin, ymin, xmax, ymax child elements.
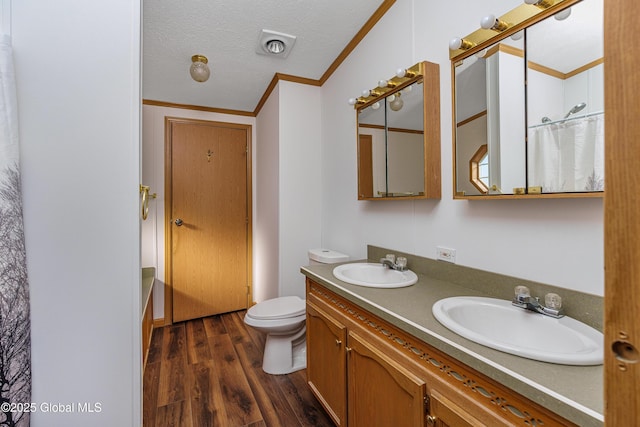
<box><xmin>142</xmin><ymin>105</ymin><xmax>257</xmax><ymax>318</ymax></box>
<box><xmin>255</xmin><ymin>86</ymin><xmax>280</xmax><ymax>302</ymax></box>
<box><xmin>13</xmin><ymin>0</ymin><xmax>142</xmax><ymax>425</ymax></box>
<box><xmin>277</xmin><ymin>81</ymin><xmax>322</xmax><ymax>298</ymax></box>
<box><xmin>319</xmin><ymin>0</ymin><xmax>604</xmax><ymax>296</ymax></box>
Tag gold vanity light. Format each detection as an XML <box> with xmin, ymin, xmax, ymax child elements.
<box><xmin>525</xmin><ymin>0</ymin><xmax>556</xmax><ymax>9</ymax></box>
<box><xmin>448</xmin><ymin>0</ymin><xmax>579</xmax><ymax>60</ymax></box>
<box><xmin>348</xmin><ymin>62</ymin><xmax>423</xmax><ymax>109</ymax></box>
<box><xmin>480</xmin><ymin>14</ymin><xmax>511</xmax><ymax>32</ymax></box>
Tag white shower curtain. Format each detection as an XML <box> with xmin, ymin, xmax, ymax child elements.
<box><xmin>0</xmin><ymin>34</ymin><xmax>31</xmax><ymax>427</ymax></box>
<box><xmin>528</xmin><ymin>113</ymin><xmax>605</xmax><ymax>193</ymax></box>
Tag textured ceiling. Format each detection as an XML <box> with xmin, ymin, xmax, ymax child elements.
<box><xmin>143</xmin><ymin>0</ymin><xmax>388</xmax><ymax>114</ymax></box>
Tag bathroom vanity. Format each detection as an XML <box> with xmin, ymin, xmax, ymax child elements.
<box><xmin>301</xmin><ymin>249</ymin><xmax>603</xmax><ymax>427</ymax></box>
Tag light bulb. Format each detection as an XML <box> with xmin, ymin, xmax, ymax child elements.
<box><xmin>396</xmin><ymin>68</ymin><xmax>406</xmax><ymax>78</ymax></box>
<box><xmin>378</xmin><ymin>80</ymin><xmax>388</xmax><ymax>88</ymax></box>
<box><xmin>449</xmin><ymin>37</ymin><xmax>463</xmax><ymax>50</ymax></box>
<box><xmin>362</xmin><ymin>89</ymin><xmax>371</xmax><ymax>97</ymax></box>
<box><xmin>265</xmin><ymin>39</ymin><xmax>285</xmax><ymax>54</ymax></box>
<box><xmin>554</xmin><ymin>8</ymin><xmax>571</xmax><ymax>20</ymax></box>
<box><xmin>389</xmin><ymin>93</ymin><xmax>403</xmax><ymax>111</ymax></box>
<box><xmin>372</xmin><ymin>102</ymin><xmax>381</xmax><ymax>110</ymax></box>
<box><xmin>449</xmin><ymin>37</ymin><xmax>474</xmax><ymax>51</ymax></box>
<box><xmin>480</xmin><ymin>14</ymin><xmax>497</xmax><ymax>30</ymax></box>
<box><xmin>481</xmin><ymin>14</ymin><xmax>509</xmax><ymax>31</ymax></box>
<box><xmin>348</xmin><ymin>98</ymin><xmax>357</xmax><ymax>105</ymax></box>
<box><xmin>511</xmin><ymin>30</ymin><xmax>524</xmax><ymax>41</ymax></box>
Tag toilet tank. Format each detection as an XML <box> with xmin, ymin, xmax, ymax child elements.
<box><xmin>308</xmin><ymin>248</ymin><xmax>349</xmax><ymax>265</ymax></box>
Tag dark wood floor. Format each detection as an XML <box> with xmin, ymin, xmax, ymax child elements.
<box><xmin>143</xmin><ymin>310</ymin><xmax>334</xmax><ymax>427</ymax></box>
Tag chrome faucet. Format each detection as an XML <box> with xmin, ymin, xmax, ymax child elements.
<box><xmin>512</xmin><ymin>286</ymin><xmax>564</xmax><ymax>318</ymax></box>
<box><xmin>379</xmin><ymin>254</ymin><xmax>408</xmax><ymax>272</ymax></box>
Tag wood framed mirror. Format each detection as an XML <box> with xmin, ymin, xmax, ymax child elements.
<box><xmin>451</xmin><ymin>0</ymin><xmax>604</xmax><ymax>199</ymax></box>
<box><xmin>354</xmin><ymin>61</ymin><xmax>441</xmax><ymax>200</ymax></box>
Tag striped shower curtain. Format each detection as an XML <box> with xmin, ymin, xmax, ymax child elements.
<box><xmin>0</xmin><ymin>34</ymin><xmax>31</xmax><ymax>427</ymax></box>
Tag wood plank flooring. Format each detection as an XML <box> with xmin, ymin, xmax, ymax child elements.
<box><xmin>143</xmin><ymin>310</ymin><xmax>334</xmax><ymax>427</ymax></box>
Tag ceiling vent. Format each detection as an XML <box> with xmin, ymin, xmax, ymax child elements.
<box><xmin>256</xmin><ymin>29</ymin><xmax>297</xmax><ymax>59</ymax></box>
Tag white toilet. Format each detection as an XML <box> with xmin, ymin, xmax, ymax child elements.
<box><xmin>244</xmin><ymin>248</ymin><xmax>349</xmax><ymax>375</ymax></box>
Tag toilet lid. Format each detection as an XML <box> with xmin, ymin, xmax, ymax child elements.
<box><xmin>247</xmin><ymin>296</ymin><xmax>306</xmax><ymax>320</ymax></box>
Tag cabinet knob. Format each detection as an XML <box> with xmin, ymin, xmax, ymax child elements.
<box><xmin>345</xmin><ymin>346</ymin><xmax>353</xmax><ymax>353</ymax></box>
<box><xmin>335</xmin><ymin>339</ymin><xmax>342</xmax><ymax>346</ymax></box>
<box><xmin>427</xmin><ymin>415</ymin><xmax>437</xmax><ymax>426</ymax></box>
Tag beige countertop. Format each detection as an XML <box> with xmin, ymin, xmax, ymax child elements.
<box><xmin>301</xmin><ymin>261</ymin><xmax>603</xmax><ymax>427</ymax></box>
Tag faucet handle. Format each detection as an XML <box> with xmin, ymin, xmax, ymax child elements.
<box><xmin>544</xmin><ymin>293</ymin><xmax>562</xmax><ymax>309</ymax></box>
<box><xmin>385</xmin><ymin>254</ymin><xmax>396</xmax><ymax>263</ymax></box>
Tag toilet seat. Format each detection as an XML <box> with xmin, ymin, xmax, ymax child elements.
<box><xmin>247</xmin><ymin>296</ymin><xmax>305</xmax><ymax>321</ymax></box>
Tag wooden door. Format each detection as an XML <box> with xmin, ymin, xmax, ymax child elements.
<box><xmin>347</xmin><ymin>330</ymin><xmax>426</xmax><ymax>427</ymax></box>
<box><xmin>358</xmin><ymin>134</ymin><xmax>374</xmax><ymax>198</ymax></box>
<box><xmin>166</xmin><ymin>118</ymin><xmax>251</xmax><ymax>323</ymax></box>
<box><xmin>604</xmin><ymin>0</ymin><xmax>640</xmax><ymax>423</ymax></box>
<box><xmin>306</xmin><ymin>301</ymin><xmax>348</xmax><ymax>426</ymax></box>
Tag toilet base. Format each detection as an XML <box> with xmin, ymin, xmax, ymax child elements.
<box><xmin>262</xmin><ymin>325</ymin><xmax>307</xmax><ymax>375</ymax></box>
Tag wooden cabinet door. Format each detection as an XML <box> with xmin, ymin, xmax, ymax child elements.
<box><xmin>306</xmin><ymin>301</ymin><xmax>348</xmax><ymax>426</ymax></box>
<box><xmin>347</xmin><ymin>330</ymin><xmax>426</xmax><ymax>427</ymax></box>
<box><xmin>428</xmin><ymin>390</ymin><xmax>484</xmax><ymax>427</ymax></box>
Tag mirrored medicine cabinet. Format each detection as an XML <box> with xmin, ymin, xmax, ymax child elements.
<box><xmin>353</xmin><ymin>61</ymin><xmax>441</xmax><ymax>200</ymax></box>
<box><xmin>451</xmin><ymin>0</ymin><xmax>604</xmax><ymax>199</ymax></box>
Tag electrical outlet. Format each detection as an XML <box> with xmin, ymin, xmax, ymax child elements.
<box><xmin>436</xmin><ymin>246</ymin><xmax>456</xmax><ymax>263</ymax></box>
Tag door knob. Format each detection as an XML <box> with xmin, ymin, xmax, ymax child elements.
<box><xmin>174</xmin><ymin>218</ymin><xmax>183</xmax><ymax>226</ymax></box>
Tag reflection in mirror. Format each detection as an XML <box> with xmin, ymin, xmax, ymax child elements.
<box><xmin>386</xmin><ymin>82</ymin><xmax>425</xmax><ymax>197</ymax></box>
<box><xmin>452</xmin><ymin>0</ymin><xmax>604</xmax><ymax>198</ymax></box>
<box><xmin>526</xmin><ymin>0</ymin><xmax>604</xmax><ymax>193</ymax></box>
<box><xmin>358</xmin><ymin>102</ymin><xmax>385</xmax><ymax>198</ymax></box>
<box><xmin>454</xmin><ymin>35</ymin><xmax>525</xmax><ymax>196</ymax></box>
<box><xmin>357</xmin><ymin>82</ymin><xmax>425</xmax><ymax>198</ymax></box>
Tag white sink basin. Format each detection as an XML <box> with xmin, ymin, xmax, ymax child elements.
<box><xmin>432</xmin><ymin>296</ymin><xmax>603</xmax><ymax>365</ymax></box>
<box><xmin>333</xmin><ymin>263</ymin><xmax>418</xmax><ymax>288</ymax></box>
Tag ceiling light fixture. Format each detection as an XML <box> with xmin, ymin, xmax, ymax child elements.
<box><xmin>189</xmin><ymin>54</ymin><xmax>210</xmax><ymax>83</ymax></box>
<box><xmin>256</xmin><ymin>29</ymin><xmax>297</xmax><ymax>59</ymax></box>
<box><xmin>266</xmin><ymin>39</ymin><xmax>285</xmax><ymax>55</ymax></box>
